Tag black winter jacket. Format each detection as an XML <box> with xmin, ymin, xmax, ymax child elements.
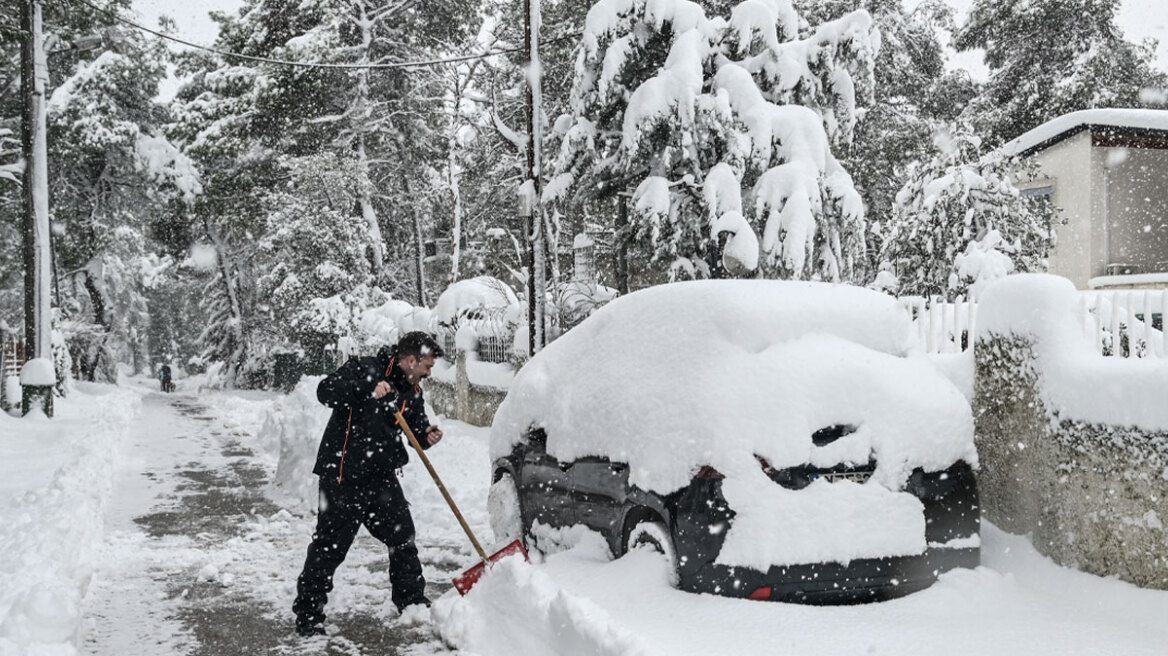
<box><xmin>312</xmin><ymin>345</ymin><xmax>433</xmax><ymax>485</ymax></box>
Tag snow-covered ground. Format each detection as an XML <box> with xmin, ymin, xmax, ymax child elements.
<box><xmin>3</xmin><ymin>376</ymin><xmax>1168</xmax><ymax>655</ymax></box>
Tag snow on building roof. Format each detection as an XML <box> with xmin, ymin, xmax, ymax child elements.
<box><xmin>1003</xmin><ymin>109</ymin><xmax>1168</xmax><ymax>157</ymax></box>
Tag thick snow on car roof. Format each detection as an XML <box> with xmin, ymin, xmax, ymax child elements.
<box><xmin>492</xmin><ymin>280</ymin><xmax>975</xmax><ymax>495</ymax></box>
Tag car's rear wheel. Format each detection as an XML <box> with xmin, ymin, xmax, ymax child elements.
<box><xmin>488</xmin><ymin>472</ymin><xmax>524</xmax><ymax>545</ymax></box>
<box><xmin>623</xmin><ymin>519</ymin><xmax>679</xmax><ymax>587</ymax></box>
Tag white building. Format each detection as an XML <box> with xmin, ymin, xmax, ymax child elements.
<box><xmin>1005</xmin><ymin>109</ymin><xmax>1168</xmax><ymax>290</ymax></box>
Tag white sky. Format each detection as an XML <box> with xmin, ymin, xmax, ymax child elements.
<box><xmin>131</xmin><ymin>0</ymin><xmax>244</xmax><ymax>46</ymax></box>
<box><xmin>131</xmin><ymin>0</ymin><xmax>1167</xmax><ymax>76</ymax></box>
<box><xmin>934</xmin><ymin>0</ymin><xmax>1168</xmax><ymax>80</ymax></box>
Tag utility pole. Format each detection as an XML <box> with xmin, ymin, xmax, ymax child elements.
<box><xmin>21</xmin><ymin>0</ymin><xmax>55</xmax><ymax>415</ymax></box>
<box><xmin>522</xmin><ymin>0</ymin><xmax>546</xmax><ymax>356</ymax></box>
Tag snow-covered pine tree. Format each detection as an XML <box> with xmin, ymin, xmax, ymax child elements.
<box><xmin>547</xmin><ymin>0</ymin><xmax>877</xmax><ymax>283</ymax></box>
<box><xmin>832</xmin><ymin>0</ymin><xmax>978</xmax><ymax>273</ymax></box>
<box><xmin>955</xmin><ymin>0</ymin><xmax>1168</xmax><ymax>147</ymax></box>
<box><xmin>878</xmin><ymin>124</ymin><xmax>1054</xmax><ymax>300</ymax></box>
<box><xmin>41</xmin><ymin>13</ymin><xmax>200</xmax><ymax>380</ymax></box>
<box><xmin>252</xmin><ymin>153</ymin><xmax>383</xmax><ymax>377</ymax></box>
<box><xmin>166</xmin><ymin>55</ymin><xmax>271</xmax><ymax>387</ymax></box>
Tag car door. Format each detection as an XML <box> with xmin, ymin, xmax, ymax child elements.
<box><xmin>516</xmin><ymin>430</ymin><xmax>574</xmax><ymax>531</ymax></box>
<box><xmin>569</xmin><ymin>456</ymin><xmax>629</xmax><ymax>538</ymax></box>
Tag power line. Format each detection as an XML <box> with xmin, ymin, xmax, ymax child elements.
<box><xmin>70</xmin><ymin>0</ymin><xmax>569</xmax><ymax>71</ymax></box>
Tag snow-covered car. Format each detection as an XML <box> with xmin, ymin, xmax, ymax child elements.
<box><xmin>488</xmin><ymin>280</ymin><xmax>979</xmax><ymax>603</ymax></box>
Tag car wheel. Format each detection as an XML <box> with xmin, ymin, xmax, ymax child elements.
<box><xmin>488</xmin><ymin>472</ymin><xmax>524</xmax><ymax>545</ymax></box>
<box><xmin>623</xmin><ymin>520</ymin><xmax>679</xmax><ymax>587</ymax></box>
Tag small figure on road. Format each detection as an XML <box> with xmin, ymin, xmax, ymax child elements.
<box><xmin>292</xmin><ymin>331</ymin><xmax>446</xmax><ymax>637</ymax></box>
<box><xmin>159</xmin><ymin>364</ymin><xmax>173</xmax><ymax>393</ymax></box>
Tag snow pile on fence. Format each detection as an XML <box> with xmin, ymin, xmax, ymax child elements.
<box><xmin>0</xmin><ymin>385</ymin><xmax>139</xmax><ymax>655</ymax></box>
<box><xmin>431</xmin><ymin>276</ymin><xmax>522</xmax><ymax>362</ymax></box>
<box><xmin>977</xmin><ymin>274</ymin><xmax>1168</xmax><ymax>430</ymax></box>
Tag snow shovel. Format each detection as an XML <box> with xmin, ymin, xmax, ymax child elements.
<box><xmin>392</xmin><ymin>410</ymin><xmax>529</xmax><ymax>595</ymax></box>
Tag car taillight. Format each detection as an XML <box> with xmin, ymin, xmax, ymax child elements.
<box><xmin>694</xmin><ymin>466</ymin><xmax>725</xmax><ymax>480</ymax></box>
<box><xmin>748</xmin><ymin>586</ymin><xmax>771</xmax><ymax>600</ymax></box>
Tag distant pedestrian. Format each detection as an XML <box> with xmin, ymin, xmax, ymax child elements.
<box><xmin>159</xmin><ymin>364</ymin><xmax>173</xmax><ymax>393</ymax></box>
<box><xmin>292</xmin><ymin>331</ymin><xmax>445</xmax><ymax>637</ymax></box>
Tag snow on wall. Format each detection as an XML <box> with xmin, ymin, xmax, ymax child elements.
<box><xmin>977</xmin><ymin>273</ymin><xmax>1168</xmax><ymax>431</ymax></box>
<box><xmin>256</xmin><ymin>375</ymin><xmax>330</xmax><ymax>510</ymax></box>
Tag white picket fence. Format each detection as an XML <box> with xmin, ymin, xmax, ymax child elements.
<box><xmin>1079</xmin><ymin>290</ymin><xmax>1167</xmax><ymax>358</ymax></box>
<box><xmin>900</xmin><ymin>295</ymin><xmax>978</xmax><ymax>355</ymax></box>
<box><xmin>901</xmin><ymin>290</ymin><xmax>1168</xmax><ymax>359</ymax></box>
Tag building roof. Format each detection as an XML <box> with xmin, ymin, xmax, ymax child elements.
<box><xmin>1003</xmin><ymin>109</ymin><xmax>1168</xmax><ymax>157</ymax></box>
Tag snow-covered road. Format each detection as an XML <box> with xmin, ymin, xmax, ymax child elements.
<box><xmin>79</xmin><ymin>387</ymin><xmax>456</xmax><ymax>655</ymax></box>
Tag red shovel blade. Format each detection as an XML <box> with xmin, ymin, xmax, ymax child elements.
<box><xmin>453</xmin><ymin>539</ymin><xmax>529</xmax><ymax>595</ymax></box>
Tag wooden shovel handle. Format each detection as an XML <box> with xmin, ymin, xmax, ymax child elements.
<box><xmin>393</xmin><ymin>410</ymin><xmax>490</xmax><ymax>562</ymax></box>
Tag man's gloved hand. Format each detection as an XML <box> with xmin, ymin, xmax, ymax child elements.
<box><xmin>372</xmin><ymin>380</ymin><xmax>394</xmax><ymax>401</ymax></box>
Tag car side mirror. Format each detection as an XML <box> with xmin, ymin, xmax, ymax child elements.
<box><xmin>526</xmin><ymin>427</ymin><xmax>548</xmax><ymax>451</ymax></box>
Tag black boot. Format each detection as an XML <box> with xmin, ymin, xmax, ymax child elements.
<box><xmin>395</xmin><ymin>596</ymin><xmax>431</xmax><ymax>613</ymax></box>
<box><xmin>295</xmin><ymin>620</ymin><xmax>326</xmax><ymax>637</ymax></box>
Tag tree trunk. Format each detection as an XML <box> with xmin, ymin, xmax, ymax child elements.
<box><xmin>81</xmin><ymin>268</ymin><xmax>108</xmax><ymax>382</ymax></box>
<box><xmin>203</xmin><ymin>216</ymin><xmax>246</xmax><ymax>386</ymax></box>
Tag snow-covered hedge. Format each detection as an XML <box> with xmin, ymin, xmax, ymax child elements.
<box><xmin>977</xmin><ymin>274</ymin><xmax>1168</xmax><ymax>430</ymax></box>
<box><xmin>974</xmin><ymin>273</ymin><xmax>1168</xmax><ymax>590</ymax></box>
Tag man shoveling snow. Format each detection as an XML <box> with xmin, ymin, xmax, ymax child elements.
<box><xmin>291</xmin><ymin>332</ymin><xmax>446</xmax><ymax>637</ymax></box>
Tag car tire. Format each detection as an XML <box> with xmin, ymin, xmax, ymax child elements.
<box><xmin>488</xmin><ymin>472</ymin><xmax>524</xmax><ymax>545</ymax></box>
<box><xmin>623</xmin><ymin>520</ymin><xmax>679</xmax><ymax>587</ymax></box>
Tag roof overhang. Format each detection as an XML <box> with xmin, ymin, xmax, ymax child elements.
<box><xmin>1003</xmin><ymin>109</ymin><xmax>1168</xmax><ymax>157</ymax></box>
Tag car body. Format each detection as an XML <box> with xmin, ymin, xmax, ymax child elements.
<box><xmin>488</xmin><ymin>280</ymin><xmax>980</xmax><ymax>603</ymax></box>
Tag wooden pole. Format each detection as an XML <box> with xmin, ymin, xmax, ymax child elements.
<box><xmin>393</xmin><ymin>410</ymin><xmax>489</xmax><ymax>562</ymax></box>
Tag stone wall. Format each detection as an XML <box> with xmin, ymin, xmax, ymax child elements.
<box><xmin>423</xmin><ymin>352</ymin><xmax>508</xmax><ymax>427</ymax></box>
<box><xmin>975</xmin><ymin>333</ymin><xmax>1168</xmax><ymax>590</ymax></box>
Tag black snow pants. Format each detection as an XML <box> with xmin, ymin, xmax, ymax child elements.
<box><xmin>293</xmin><ymin>474</ymin><xmax>425</xmax><ymax>626</ymax></box>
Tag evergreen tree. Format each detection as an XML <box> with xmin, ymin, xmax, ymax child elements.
<box><xmin>164</xmin><ymin>0</ymin><xmax>487</xmax><ymax>383</ymax></box>
<box><xmin>33</xmin><ymin>4</ymin><xmax>198</xmax><ymax>380</ymax></box>
<box><xmin>836</xmin><ymin>1</ymin><xmax>975</xmax><ymax>268</ymax></box>
<box><xmin>878</xmin><ymin>124</ymin><xmax>1054</xmax><ymax>300</ymax></box>
<box><xmin>548</xmin><ymin>0</ymin><xmax>878</xmax><ymax>283</ymax></box>
<box><xmin>253</xmin><ymin>153</ymin><xmax>381</xmax><ymax>357</ymax></box>
<box><xmin>955</xmin><ymin>0</ymin><xmax>1167</xmax><ymax>147</ymax></box>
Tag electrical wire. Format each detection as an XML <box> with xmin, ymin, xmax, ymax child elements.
<box><xmin>69</xmin><ymin>0</ymin><xmax>569</xmax><ymax>70</ymax></box>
